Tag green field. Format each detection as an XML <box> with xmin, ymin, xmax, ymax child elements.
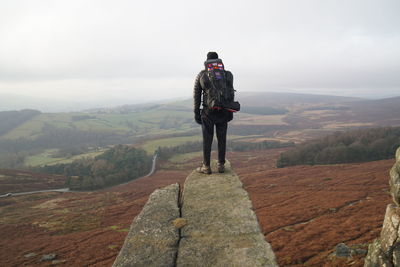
<box><xmin>1</xmin><ymin>105</ymin><xmax>194</xmax><ymax>140</ymax></box>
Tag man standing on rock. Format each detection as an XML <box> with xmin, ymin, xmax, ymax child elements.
<box><xmin>193</xmin><ymin>52</ymin><xmax>239</xmax><ymax>174</ymax></box>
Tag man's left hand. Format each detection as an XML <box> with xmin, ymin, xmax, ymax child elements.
<box><xmin>194</xmin><ymin>109</ymin><xmax>202</xmax><ymax>124</ymax></box>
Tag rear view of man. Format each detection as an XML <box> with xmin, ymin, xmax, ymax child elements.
<box><xmin>193</xmin><ymin>52</ymin><xmax>238</xmax><ymax>174</ymax></box>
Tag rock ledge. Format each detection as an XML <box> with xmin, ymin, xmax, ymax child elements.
<box><xmin>113</xmin><ymin>162</ymin><xmax>278</xmax><ymax>266</ymax></box>
<box><xmin>365</xmin><ymin>147</ymin><xmax>400</xmax><ymax>267</ymax></box>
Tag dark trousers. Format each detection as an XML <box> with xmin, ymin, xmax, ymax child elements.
<box><xmin>201</xmin><ymin>110</ymin><xmax>228</xmax><ymax>166</ymax></box>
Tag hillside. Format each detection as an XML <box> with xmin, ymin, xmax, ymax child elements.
<box><xmin>0</xmin><ymin>149</ymin><xmax>393</xmax><ymax>266</ymax></box>
<box><xmin>231</xmin><ymin>149</ymin><xmax>392</xmax><ymax>266</ymax></box>
<box><xmin>350</xmin><ymin>96</ymin><xmax>400</xmax><ymax>125</ymax></box>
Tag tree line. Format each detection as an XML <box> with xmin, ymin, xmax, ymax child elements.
<box><xmin>38</xmin><ymin>145</ymin><xmax>152</xmax><ymax>190</ymax></box>
<box><xmin>277</xmin><ymin>126</ymin><xmax>400</xmax><ymax>168</ymax></box>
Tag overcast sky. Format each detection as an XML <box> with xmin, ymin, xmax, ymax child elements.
<box><xmin>0</xmin><ymin>0</ymin><xmax>399</xmax><ymax>108</ymax></box>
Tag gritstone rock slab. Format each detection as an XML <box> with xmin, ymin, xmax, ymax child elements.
<box><xmin>177</xmin><ymin>162</ymin><xmax>278</xmax><ymax>267</ymax></box>
<box><xmin>364</xmin><ymin>147</ymin><xmax>400</xmax><ymax>267</ymax></box>
<box><xmin>390</xmin><ymin>147</ymin><xmax>400</xmax><ymax>206</ymax></box>
<box><xmin>380</xmin><ymin>204</ymin><xmax>400</xmax><ymax>252</ymax></box>
<box><xmin>113</xmin><ymin>183</ymin><xmax>180</xmax><ymax>267</ymax></box>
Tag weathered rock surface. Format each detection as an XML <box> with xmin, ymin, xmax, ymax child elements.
<box><xmin>335</xmin><ymin>243</ymin><xmax>351</xmax><ymax>258</ymax></box>
<box><xmin>390</xmin><ymin>151</ymin><xmax>400</xmax><ymax>206</ymax></box>
<box><xmin>113</xmin><ymin>162</ymin><xmax>278</xmax><ymax>267</ymax></box>
<box><xmin>113</xmin><ymin>183</ymin><xmax>180</xmax><ymax>267</ymax></box>
<box><xmin>367</xmin><ymin>203</ymin><xmax>400</xmax><ymax>266</ymax></box>
<box><xmin>41</xmin><ymin>253</ymin><xmax>57</xmax><ymax>262</ymax></box>
<box><xmin>380</xmin><ymin>204</ymin><xmax>400</xmax><ymax>253</ymax></box>
<box><xmin>364</xmin><ymin>239</ymin><xmax>391</xmax><ymax>267</ymax></box>
<box><xmin>177</xmin><ymin>162</ymin><xmax>278</xmax><ymax>267</ymax></box>
<box><xmin>365</xmin><ymin>147</ymin><xmax>400</xmax><ymax>267</ymax></box>
<box><xmin>24</xmin><ymin>252</ymin><xmax>37</xmax><ymax>258</ymax></box>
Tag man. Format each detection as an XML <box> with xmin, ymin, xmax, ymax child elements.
<box><xmin>193</xmin><ymin>51</ymin><xmax>235</xmax><ymax>174</ymax></box>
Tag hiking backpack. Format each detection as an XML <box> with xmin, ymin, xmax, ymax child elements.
<box><xmin>200</xmin><ymin>59</ymin><xmax>239</xmax><ymax>112</ymax></box>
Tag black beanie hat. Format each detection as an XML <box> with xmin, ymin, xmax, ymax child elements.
<box><xmin>207</xmin><ymin>52</ymin><xmax>219</xmax><ymax>60</ymax></box>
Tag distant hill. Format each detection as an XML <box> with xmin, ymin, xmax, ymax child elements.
<box><xmin>235</xmin><ymin>93</ymin><xmax>400</xmax><ymax>128</ymax></box>
<box><xmin>350</xmin><ymin>96</ymin><xmax>400</xmax><ymax>125</ymax></box>
<box><xmin>84</xmin><ymin>97</ymin><xmax>192</xmax><ymax>114</ymax></box>
<box><xmin>236</xmin><ymin>92</ymin><xmax>364</xmax><ymax>108</ymax></box>
<box><xmin>0</xmin><ymin>110</ymin><xmax>41</xmax><ymax>136</ymax></box>
<box><xmin>366</xmin><ymin>96</ymin><xmax>400</xmax><ymax>105</ymax></box>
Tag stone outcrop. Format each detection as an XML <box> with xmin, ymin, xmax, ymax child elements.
<box><xmin>113</xmin><ymin>183</ymin><xmax>180</xmax><ymax>267</ymax></box>
<box><xmin>390</xmin><ymin>148</ymin><xmax>400</xmax><ymax>206</ymax></box>
<box><xmin>177</xmin><ymin>162</ymin><xmax>278</xmax><ymax>266</ymax></box>
<box><xmin>365</xmin><ymin>147</ymin><xmax>400</xmax><ymax>267</ymax></box>
<box><xmin>113</xmin><ymin>162</ymin><xmax>278</xmax><ymax>266</ymax></box>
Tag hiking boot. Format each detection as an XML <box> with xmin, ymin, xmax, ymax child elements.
<box><xmin>196</xmin><ymin>164</ymin><xmax>211</xmax><ymax>174</ymax></box>
<box><xmin>217</xmin><ymin>162</ymin><xmax>225</xmax><ymax>173</ymax></box>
